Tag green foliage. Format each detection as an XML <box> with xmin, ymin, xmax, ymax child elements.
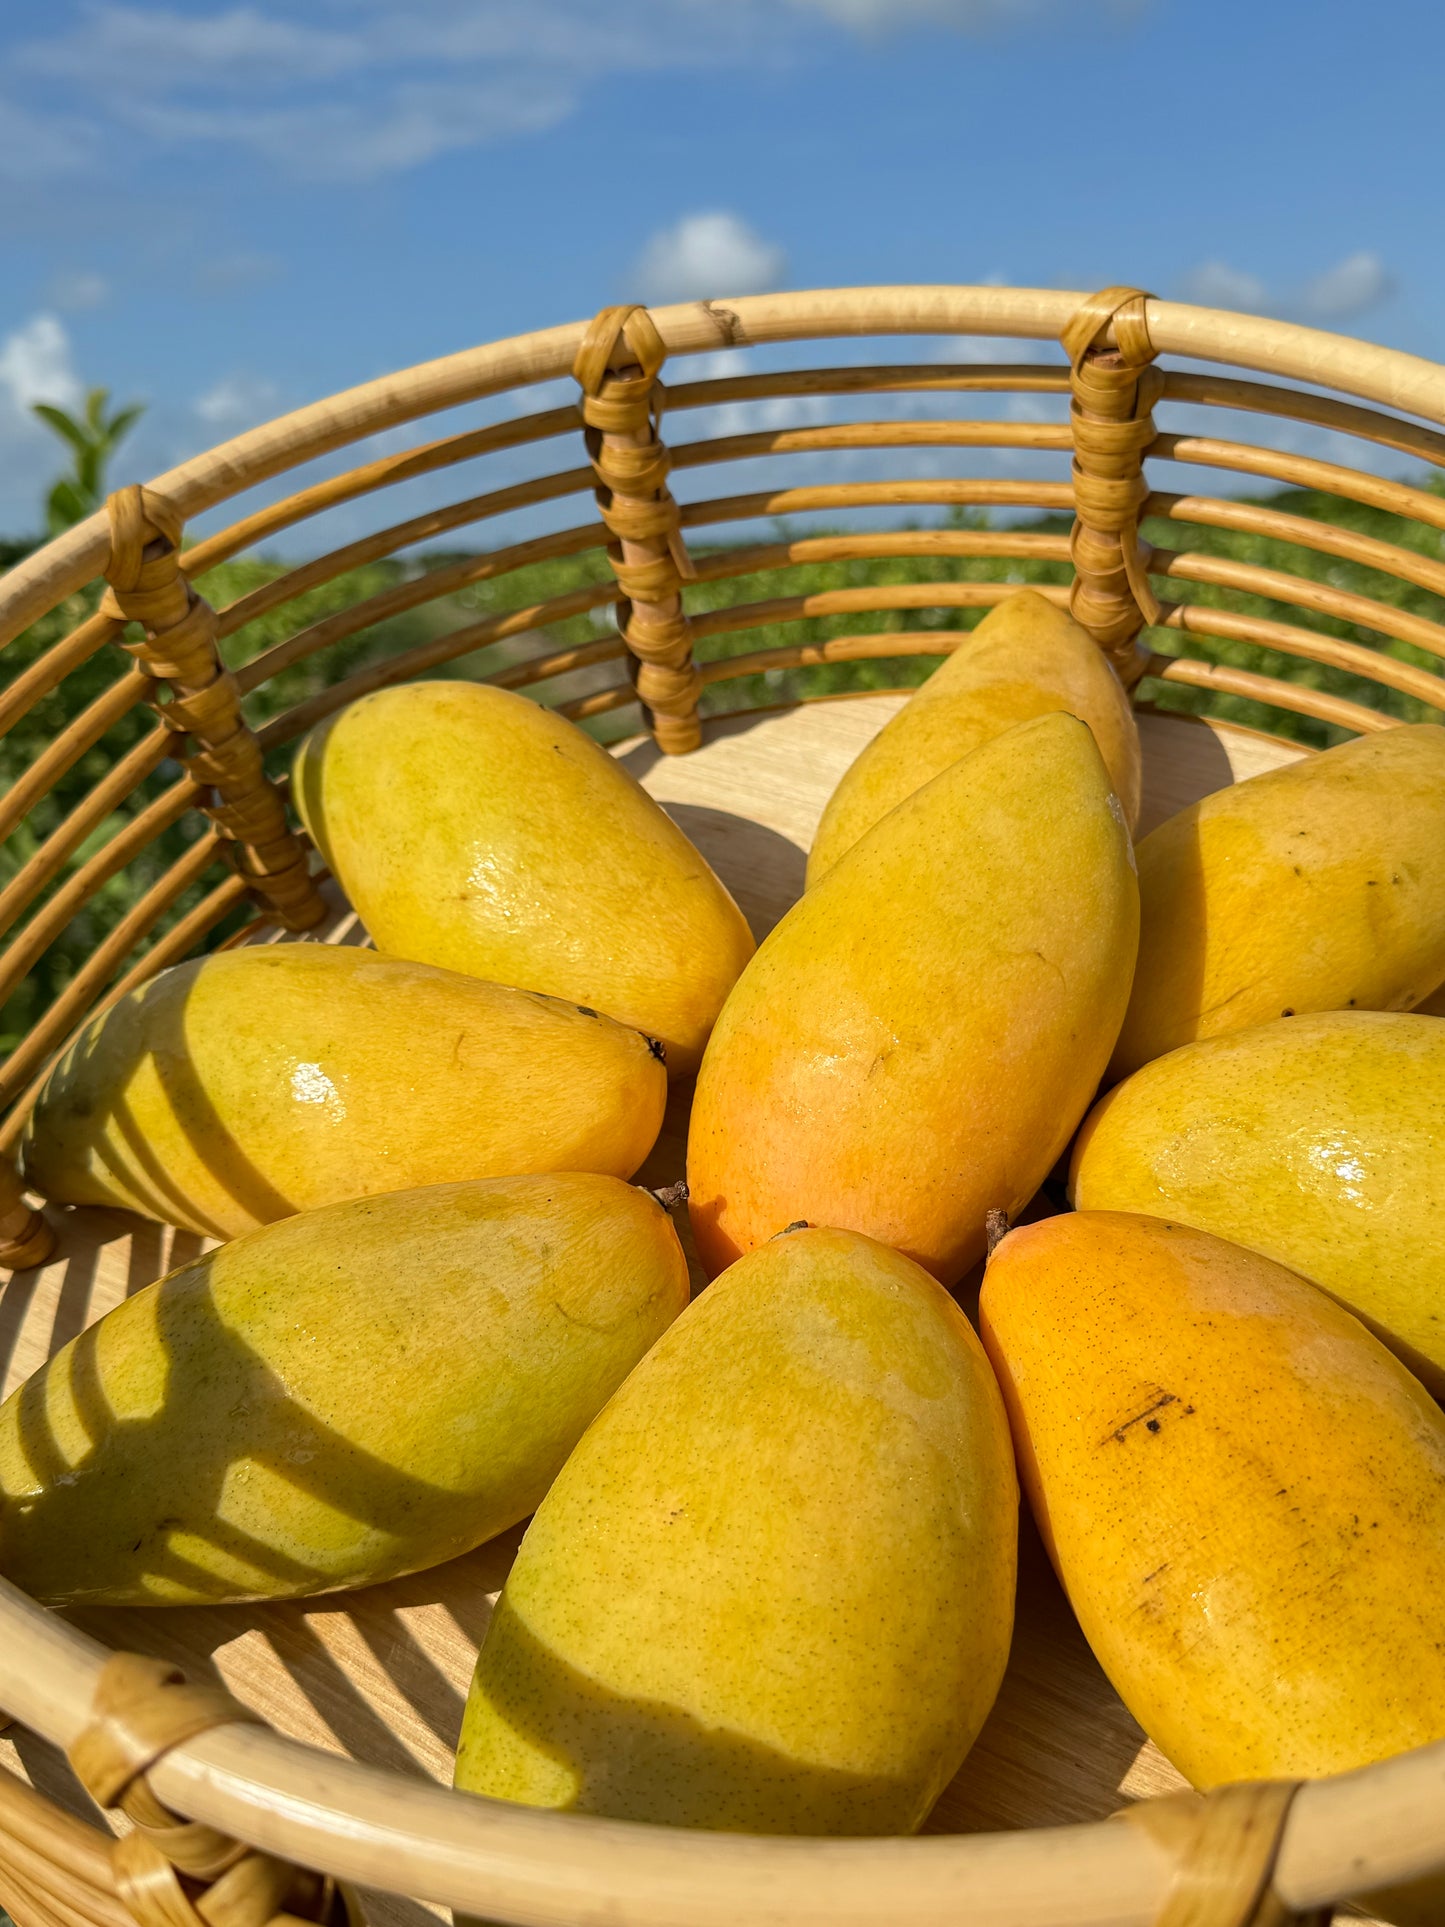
<box><xmin>34</xmin><ymin>388</ymin><xmax>145</xmax><ymax>536</ymax></box>
<box><xmin>3</xmin><ymin>477</ymin><xmax>1443</xmax><ymax>1060</ymax></box>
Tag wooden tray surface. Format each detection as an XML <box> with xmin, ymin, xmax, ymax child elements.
<box><xmin>0</xmin><ymin>699</ymin><xmax>1321</xmax><ymax>1919</ymax></box>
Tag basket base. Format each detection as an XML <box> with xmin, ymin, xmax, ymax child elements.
<box><xmin>1</xmin><ymin>698</ymin><xmax>1325</xmax><ymax>1917</ymax></box>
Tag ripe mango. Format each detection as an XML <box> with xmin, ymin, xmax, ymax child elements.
<box><xmin>1110</xmin><ymin>724</ymin><xmax>1445</xmax><ymax>1080</ymax></box>
<box><xmin>1071</xmin><ymin>1011</ymin><xmax>1445</xmax><ymax>1393</ymax></box>
<box><xmin>1416</xmin><ymin>979</ymin><xmax>1445</xmax><ymax>1016</ymax></box>
<box><xmin>293</xmin><ymin>682</ymin><xmax>755</xmax><ymax>1074</ymax></box>
<box><xmin>980</xmin><ymin>1211</ymin><xmax>1445</xmax><ymax>1788</ymax></box>
<box><xmin>807</xmin><ymin>589</ymin><xmax>1141</xmax><ymax>884</ymax></box>
<box><xmin>687</xmin><ymin>711</ymin><xmax>1139</xmax><ymax>1283</ymax></box>
<box><xmin>455</xmin><ymin>1226</ymin><xmax>1017</xmax><ymax>1834</ymax></box>
<box><xmin>0</xmin><ymin>1174</ymin><xmax>688</xmax><ymax>1606</ymax></box>
<box><xmin>22</xmin><ymin>945</ymin><xmax>666</xmax><ymax>1240</ymax></box>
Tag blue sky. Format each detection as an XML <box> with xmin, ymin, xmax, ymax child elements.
<box><xmin>0</xmin><ymin>0</ymin><xmax>1440</xmax><ymax>541</ymax></box>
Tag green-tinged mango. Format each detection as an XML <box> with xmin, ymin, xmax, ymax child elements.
<box><xmin>293</xmin><ymin>683</ymin><xmax>755</xmax><ymax>1074</ymax></box>
<box><xmin>806</xmin><ymin>589</ymin><xmax>1141</xmax><ymax>884</ymax></box>
<box><xmin>979</xmin><ymin>1211</ymin><xmax>1445</xmax><ymax>1790</ymax></box>
<box><xmin>0</xmin><ymin>1174</ymin><xmax>688</xmax><ymax>1605</ymax></box>
<box><xmin>1110</xmin><ymin>725</ymin><xmax>1445</xmax><ymax>1080</ymax></box>
<box><xmin>455</xmin><ymin>1226</ymin><xmax>1017</xmax><ymax>1834</ymax></box>
<box><xmin>22</xmin><ymin>946</ymin><xmax>666</xmax><ymax>1240</ymax></box>
<box><xmin>1071</xmin><ymin>1011</ymin><xmax>1445</xmax><ymax>1393</ymax></box>
<box><xmin>687</xmin><ymin>712</ymin><xmax>1139</xmax><ymax>1283</ymax></box>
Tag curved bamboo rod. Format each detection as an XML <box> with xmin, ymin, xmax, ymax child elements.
<box><xmin>230</xmin><ymin>521</ymin><xmax>607</xmax><ymax>696</ymax></box>
<box><xmin>1149</xmin><ymin>654</ymin><xmax>1400</xmax><ymax>735</ymax></box>
<box><xmin>1146</xmin><ymin>546</ymin><xmax>1445</xmax><ymax>676</ymax></box>
<box><xmin>6</xmin><ymin>288</ymin><xmax>1444</xmax><ymax>650</ymax></box>
<box><xmin>0</xmin><ymin>725</ymin><xmax>175</xmax><ymax>943</ymax></box>
<box><xmin>670</xmin><ymin>420</ymin><xmax>1073</xmax><ymax>470</ymax></box>
<box><xmin>0</xmin><ymin>672</ymin><xmax>150</xmax><ymax>846</ymax></box>
<box><xmin>1145</xmin><ymin>492</ymin><xmax>1445</xmax><ymax>602</ymax></box>
<box><xmin>687</xmin><ymin>529</ymin><xmax>1070</xmax><ymax>586</ymax></box>
<box><xmin>681</xmin><ymin>479</ymin><xmax>1076</xmax><ymax>526</ymax></box>
<box><xmin>686</xmin><ymin>579</ymin><xmax>1091</xmax><ymax>646</ymax></box>
<box><xmin>1151</xmin><ymin>434</ymin><xmax>1445</xmax><ymax>533</ymax></box>
<box><xmin>1155</xmin><ymin>603</ymin><xmax>1436</xmax><ymax>708</ymax></box>
<box><xmin>1160</xmin><ymin>371</ymin><xmax>1445</xmax><ymax>470</ymax></box>
<box><xmin>0</xmin><ymin>868</ymin><xmax>251</xmax><ymax>1158</ymax></box>
<box><xmin>0</xmin><ymin>1578</ymin><xmax>1440</xmax><ymax>1925</ymax></box>
<box><xmin>0</xmin><ymin>830</ymin><xmax>223</xmax><ymax>1111</ymax></box>
<box><xmin>698</xmin><ymin>630</ymin><xmax>970</xmax><ymax>683</ymax></box>
<box><xmin>251</xmin><ymin>587</ymin><xmax>623</xmax><ymax>749</ymax></box>
<box><xmin>664</xmin><ymin>363</ymin><xmax>1071</xmax><ymax>408</ymax></box>
<box><xmin>0</xmin><ymin>609</ymin><xmax>121</xmax><ymax>740</ymax></box>
<box><xmin>0</xmin><ymin>779</ymin><xmax>195</xmax><ymax>1012</ymax></box>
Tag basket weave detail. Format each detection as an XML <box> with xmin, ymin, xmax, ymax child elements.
<box><xmin>1121</xmin><ymin>1781</ymin><xmax>1328</xmax><ymax>1926</ymax></box>
<box><xmin>1062</xmin><ymin>286</ymin><xmax>1166</xmax><ymax>685</ymax></box>
<box><xmin>101</xmin><ymin>487</ymin><xmax>326</xmax><ymax>932</ymax></box>
<box><xmin>574</xmin><ymin>305</ymin><xmax>702</xmax><ymax>753</ymax></box>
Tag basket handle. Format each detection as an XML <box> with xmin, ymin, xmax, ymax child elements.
<box><xmin>1119</xmin><ymin>1780</ymin><xmax>1329</xmax><ymax>1926</ymax></box>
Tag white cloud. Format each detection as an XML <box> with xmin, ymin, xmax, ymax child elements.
<box><xmin>1297</xmin><ymin>251</ymin><xmax>1395</xmax><ymax>323</ymax></box>
<box><xmin>1175</xmin><ymin>260</ymin><xmax>1268</xmax><ymax>314</ymax></box>
<box><xmin>633</xmin><ymin>212</ymin><xmax>786</xmax><ymax>304</ymax></box>
<box><xmin>1174</xmin><ymin>251</ymin><xmax>1395</xmax><ymax>325</ymax></box>
<box><xmin>4</xmin><ymin>0</ymin><xmax>1154</xmax><ymax>185</ymax></box>
<box><xmin>47</xmin><ymin>270</ymin><xmax>110</xmax><ymax>311</ymax></box>
<box><xmin>0</xmin><ymin>314</ymin><xmax>83</xmax><ymax>416</ymax></box>
<box><xmin>194</xmin><ymin>372</ymin><xmax>282</xmax><ymax>426</ymax></box>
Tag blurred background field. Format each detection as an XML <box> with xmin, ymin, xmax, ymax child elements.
<box><xmin>4</xmin><ymin>388</ymin><xmax>1444</xmax><ymax>1055</ymax></box>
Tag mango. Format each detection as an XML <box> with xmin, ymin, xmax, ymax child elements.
<box><xmin>455</xmin><ymin>1225</ymin><xmax>1017</xmax><ymax>1834</ymax></box>
<box><xmin>293</xmin><ymin>682</ymin><xmax>755</xmax><ymax>1074</ymax></box>
<box><xmin>0</xmin><ymin>1174</ymin><xmax>688</xmax><ymax>1605</ymax></box>
<box><xmin>22</xmin><ymin>945</ymin><xmax>666</xmax><ymax>1240</ymax></box>
<box><xmin>1110</xmin><ymin>724</ymin><xmax>1445</xmax><ymax>1080</ymax></box>
<box><xmin>1071</xmin><ymin>1011</ymin><xmax>1445</xmax><ymax>1393</ymax></box>
<box><xmin>807</xmin><ymin>589</ymin><xmax>1141</xmax><ymax>884</ymax></box>
<box><xmin>979</xmin><ymin>1211</ymin><xmax>1445</xmax><ymax>1788</ymax></box>
<box><xmin>1416</xmin><ymin>979</ymin><xmax>1445</xmax><ymax>1016</ymax></box>
<box><xmin>687</xmin><ymin>711</ymin><xmax>1139</xmax><ymax>1283</ymax></box>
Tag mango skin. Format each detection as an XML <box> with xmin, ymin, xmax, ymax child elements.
<box><xmin>979</xmin><ymin>1211</ymin><xmax>1445</xmax><ymax>1789</ymax></box>
<box><xmin>293</xmin><ymin>682</ymin><xmax>755</xmax><ymax>1075</ymax></box>
<box><xmin>1071</xmin><ymin>1011</ymin><xmax>1445</xmax><ymax>1394</ymax></box>
<box><xmin>687</xmin><ymin>711</ymin><xmax>1139</xmax><ymax>1283</ymax></box>
<box><xmin>1110</xmin><ymin>724</ymin><xmax>1445</xmax><ymax>1080</ymax></box>
<box><xmin>807</xmin><ymin>590</ymin><xmax>1141</xmax><ymax>884</ymax></box>
<box><xmin>455</xmin><ymin>1226</ymin><xmax>1017</xmax><ymax>1835</ymax></box>
<box><xmin>0</xmin><ymin>1174</ymin><xmax>689</xmax><ymax>1606</ymax></box>
<box><xmin>21</xmin><ymin>945</ymin><xmax>667</xmax><ymax>1240</ymax></box>
<box><xmin>1416</xmin><ymin>979</ymin><xmax>1445</xmax><ymax>1016</ymax></box>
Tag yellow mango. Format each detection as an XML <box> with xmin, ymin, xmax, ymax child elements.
<box><xmin>1110</xmin><ymin>724</ymin><xmax>1445</xmax><ymax>1080</ymax></box>
<box><xmin>807</xmin><ymin>590</ymin><xmax>1141</xmax><ymax>884</ymax></box>
<box><xmin>687</xmin><ymin>711</ymin><xmax>1138</xmax><ymax>1283</ymax></box>
<box><xmin>979</xmin><ymin>1211</ymin><xmax>1445</xmax><ymax>1788</ymax></box>
<box><xmin>0</xmin><ymin>1174</ymin><xmax>688</xmax><ymax>1606</ymax></box>
<box><xmin>293</xmin><ymin>682</ymin><xmax>755</xmax><ymax>1074</ymax></box>
<box><xmin>455</xmin><ymin>1226</ymin><xmax>1016</xmax><ymax>1834</ymax></box>
<box><xmin>22</xmin><ymin>945</ymin><xmax>666</xmax><ymax>1240</ymax></box>
<box><xmin>1071</xmin><ymin>1011</ymin><xmax>1445</xmax><ymax>1393</ymax></box>
<box><xmin>1415</xmin><ymin>978</ymin><xmax>1445</xmax><ymax>1016</ymax></box>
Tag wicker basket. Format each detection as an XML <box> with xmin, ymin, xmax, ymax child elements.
<box><xmin>2</xmin><ymin>285</ymin><xmax>1445</xmax><ymax>1927</ymax></box>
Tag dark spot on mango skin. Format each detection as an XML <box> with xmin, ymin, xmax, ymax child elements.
<box><xmin>576</xmin><ymin>1007</ymin><xmax>598</xmax><ymax>1019</ymax></box>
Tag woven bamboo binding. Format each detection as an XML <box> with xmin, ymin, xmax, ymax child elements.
<box><xmin>0</xmin><ymin>1653</ymin><xmax>348</xmax><ymax>1927</ymax></box>
<box><xmin>1062</xmin><ymin>286</ymin><xmax>1166</xmax><ymax>685</ymax></box>
<box><xmin>573</xmin><ymin>305</ymin><xmax>702</xmax><ymax>753</ymax></box>
<box><xmin>101</xmin><ymin>486</ymin><xmax>326</xmax><ymax>932</ymax></box>
<box><xmin>1121</xmin><ymin>1782</ymin><xmax>1328</xmax><ymax>1927</ymax></box>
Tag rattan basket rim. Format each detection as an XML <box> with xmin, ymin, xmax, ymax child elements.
<box><xmin>5</xmin><ymin>284</ymin><xmax>1445</xmax><ymax>652</ymax></box>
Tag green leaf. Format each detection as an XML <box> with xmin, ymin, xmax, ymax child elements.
<box><xmin>32</xmin><ymin>403</ymin><xmax>92</xmax><ymax>456</ymax></box>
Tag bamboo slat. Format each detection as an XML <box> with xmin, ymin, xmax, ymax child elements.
<box><xmin>663</xmin><ymin>364</ymin><xmax>1071</xmax><ymax>409</ymax></box>
<box><xmin>250</xmin><ymin>583</ymin><xmax>621</xmax><ymax>749</ymax></box>
<box><xmin>0</xmin><ymin>831</ymin><xmax>224</xmax><ymax>1111</ymax></box>
<box><xmin>698</xmin><ymin>631</ymin><xmax>967</xmax><ymax>683</ymax></box>
<box><xmin>0</xmin><ymin>610</ymin><xmax>121</xmax><ymax>740</ymax></box>
<box><xmin>1160</xmin><ymin>371</ymin><xmax>1445</xmax><ymax>470</ymax></box>
<box><xmin>671</xmin><ymin>420</ymin><xmax>1074</xmax><ymax>471</ymax></box>
<box><xmin>0</xmin><ymin>779</ymin><xmax>196</xmax><ymax>1011</ymax></box>
<box><xmin>1153</xmin><ymin>603</ymin><xmax>1437</xmax><ymax>707</ymax></box>
<box><xmin>1146</xmin><ymin>493</ymin><xmax>1445</xmax><ymax>603</ymax></box>
<box><xmin>0</xmin><ymin>728</ymin><xmax>177</xmax><ymax>943</ymax></box>
<box><xmin>1151</xmin><ymin>434</ymin><xmax>1445</xmax><ymax>533</ymax></box>
<box><xmin>688</xmin><ymin>529</ymin><xmax>1071</xmax><ymax>586</ymax></box>
<box><xmin>7</xmin><ymin>287</ymin><xmax>1445</xmax><ymax>651</ymax></box>
<box><xmin>681</xmin><ymin>479</ymin><xmax>1076</xmax><ymax>527</ymax></box>
<box><xmin>0</xmin><ymin>672</ymin><xmax>150</xmax><ymax>846</ymax></box>
<box><xmin>230</xmin><ymin>520</ymin><xmax>606</xmax><ymax>694</ymax></box>
<box><xmin>1149</xmin><ymin>653</ymin><xmax>1400</xmax><ymax>734</ymax></box>
<box><xmin>689</xmin><ymin>579</ymin><xmax>1073</xmax><ymax>646</ymax></box>
<box><xmin>1146</xmin><ymin>546</ymin><xmax>1445</xmax><ymax>680</ymax></box>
